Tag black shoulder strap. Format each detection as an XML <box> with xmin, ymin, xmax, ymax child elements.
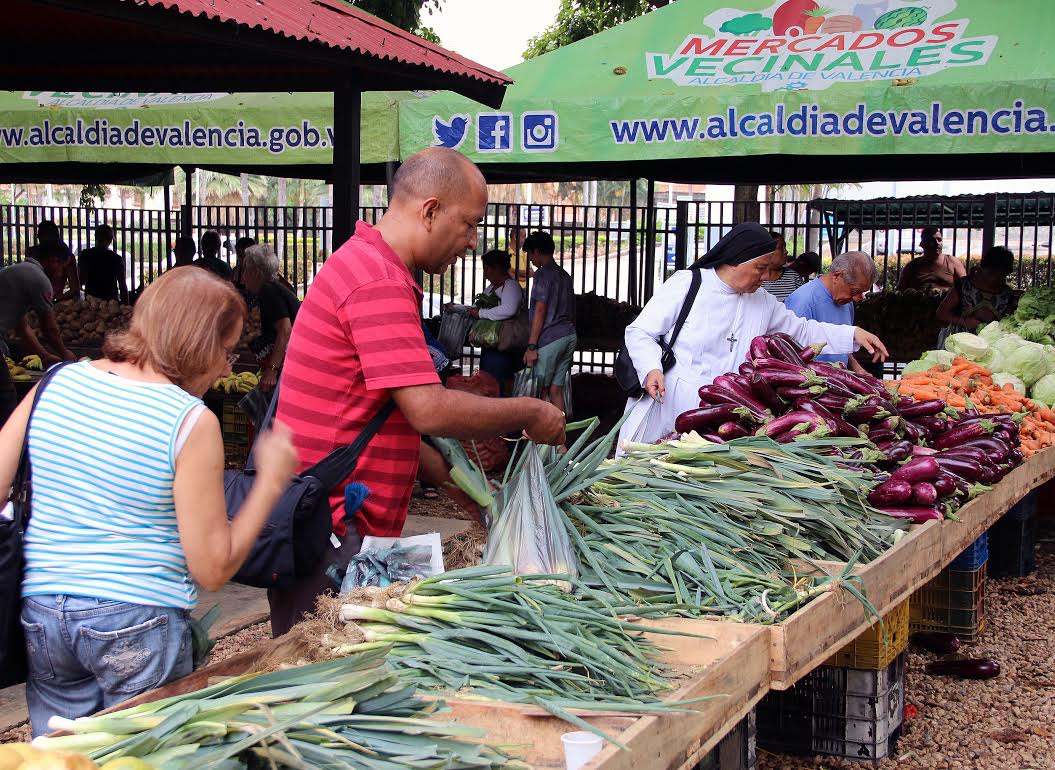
<box><xmin>666</xmin><ymin>268</ymin><xmax>702</xmax><ymax>350</ymax></box>
<box><xmin>11</xmin><ymin>362</ymin><xmax>72</xmax><ymax>528</ymax></box>
<box><xmin>304</xmin><ymin>400</ymin><xmax>397</xmax><ymax>489</ymax></box>
<box><xmin>247</xmin><ymin>380</ymin><xmax>395</xmax><ymax>491</ymax></box>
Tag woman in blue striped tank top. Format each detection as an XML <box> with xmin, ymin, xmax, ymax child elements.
<box><xmin>0</xmin><ymin>267</ymin><xmax>297</xmax><ymax>736</ymax></box>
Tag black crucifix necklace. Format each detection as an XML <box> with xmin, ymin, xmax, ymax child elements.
<box><xmin>727</xmin><ymin>332</ymin><xmax>738</xmax><ymax>352</ymax></box>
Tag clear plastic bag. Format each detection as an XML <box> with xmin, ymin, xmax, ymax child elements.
<box><xmin>512</xmin><ymin>367</ymin><xmax>540</xmax><ymax>398</ymax></box>
<box><xmin>438</xmin><ymin>308</ymin><xmax>473</xmax><ymax>361</ymax></box>
<box><xmin>342</xmin><ymin>545</ymin><xmax>435</xmax><ymax>590</ymax></box>
<box><xmin>483</xmin><ymin>443</ymin><xmax>579</xmax><ymax>586</ymax></box>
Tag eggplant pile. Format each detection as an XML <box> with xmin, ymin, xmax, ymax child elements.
<box><xmin>674</xmin><ymin>334</ymin><xmax>1024</xmax><ymax>522</ymax></box>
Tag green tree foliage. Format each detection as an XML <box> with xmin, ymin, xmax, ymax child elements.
<box><xmin>348</xmin><ymin>0</ymin><xmax>443</xmax><ymax>44</ymax></box>
<box><xmin>524</xmin><ymin>0</ymin><xmax>669</xmax><ymax>59</ymax></box>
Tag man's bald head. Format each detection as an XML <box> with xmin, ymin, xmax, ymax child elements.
<box><xmin>390</xmin><ymin>147</ymin><xmax>485</xmax><ymax>205</ymax></box>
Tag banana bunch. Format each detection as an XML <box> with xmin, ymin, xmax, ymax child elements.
<box><xmin>5</xmin><ymin>356</ymin><xmax>31</xmax><ymax>381</ymax></box>
<box><xmin>21</xmin><ymin>354</ymin><xmax>43</xmax><ymax>371</ymax></box>
<box><xmin>212</xmin><ymin>370</ymin><xmax>260</xmax><ymax>394</ymax></box>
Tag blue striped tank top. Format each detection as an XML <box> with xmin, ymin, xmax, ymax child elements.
<box><xmin>22</xmin><ymin>362</ymin><xmax>203</xmax><ymax>609</ymax></box>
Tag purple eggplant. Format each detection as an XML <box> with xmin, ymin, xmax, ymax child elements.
<box><xmin>933</xmin><ymin>419</ymin><xmax>997</xmax><ymax>449</ymax></box>
<box><xmin>926</xmin><ymin>659</ymin><xmax>1000</xmax><ymax>679</ymax></box>
<box><xmin>960</xmin><ymin>437</ymin><xmax>1011</xmax><ymax>463</ymax></box>
<box><xmin>675</xmin><ymin>404</ymin><xmax>746</xmax><ymax>433</ymax></box>
<box><xmin>758</xmin><ymin>411</ymin><xmax>825</xmax><ymax>438</ymax></box>
<box><xmin>810</xmin><ymin>361</ymin><xmax>886</xmax><ymax>397</ymax></box>
<box><xmin>880</xmin><ymin>440</ymin><xmax>914</xmax><ymax>462</ymax></box>
<box><xmin>753</xmin><ymin>357</ymin><xmax>816</xmax><ymax>375</ymax></box>
<box><xmin>938</xmin><ymin>446</ymin><xmax>990</xmax><ymax>465</ymax></box>
<box><xmin>1009</xmin><ymin>448</ymin><xmax>1024</xmax><ymax>464</ymax></box>
<box><xmin>912</xmin><ymin>445</ymin><xmax>938</xmax><ymax>457</ymax></box>
<box><xmin>799</xmin><ymin>343</ymin><xmax>825</xmax><ymax>364</ymax></box>
<box><xmin>749</xmin><ymin>336</ymin><xmax>771</xmax><ymax>361</ymax></box>
<box><xmin>697</xmin><ymin>386</ymin><xmax>769</xmax><ymax>421</ymax></box>
<box><xmin>932</xmin><ymin>474</ymin><xmax>957</xmax><ymax>498</ymax></box>
<box><xmin>877</xmin><ymin>506</ymin><xmax>944</xmax><ymax>523</ymax></box>
<box><xmin>794</xmin><ymin>398</ymin><xmax>861</xmax><ymax>438</ymax></box>
<box><xmin>750</xmin><ymin>374</ymin><xmax>785</xmax><ymax>413</ymax></box>
<box><xmin>912</xmin><ymin>632</ymin><xmax>961</xmax><ymax>655</ymax></box>
<box><xmin>848</xmin><ymin>403</ymin><xmax>892</xmax><ymax>423</ymax></box>
<box><xmin>700</xmin><ymin>432</ymin><xmax>725</xmax><ymax>443</ymax></box>
<box><xmin>912</xmin><ymin>482</ymin><xmax>939</xmax><ymax>506</ymax></box>
<box><xmin>868</xmin><ymin>428</ymin><xmax>897</xmax><ymax>445</ymax></box>
<box><xmin>898</xmin><ymin>399</ymin><xmax>947</xmax><ymax>418</ymax></box>
<box><xmin>818</xmin><ymin>393</ymin><xmax>852</xmax><ymax>412</ymax></box>
<box><xmin>891</xmin><ymin>457</ymin><xmax>940</xmax><ymax>484</ymax></box>
<box><xmin>935</xmin><ymin>456</ymin><xmax>985</xmax><ymax>482</ymax></box>
<box><xmin>916</xmin><ymin>416</ymin><xmax>951</xmax><ymax>434</ymax></box>
<box><xmin>738</xmin><ymin>362</ymin><xmax>756</xmax><ymax>379</ymax></box>
<box><xmin>868</xmin><ymin>480</ymin><xmax>913</xmax><ymax>506</ymax></box>
<box><xmin>901</xmin><ymin>420</ymin><xmax>925</xmax><ymax>442</ymax></box>
<box><xmin>718</xmin><ymin>421</ymin><xmax>750</xmax><ymax>440</ymax></box>
<box><xmin>776</xmin><ymin>386</ymin><xmax>814</xmax><ymax>400</ymax></box>
<box><xmin>713</xmin><ymin>375</ymin><xmax>770</xmax><ymax>414</ymax></box>
<box><xmin>767</xmin><ymin>335</ymin><xmax>806</xmax><ymax>365</ymax></box>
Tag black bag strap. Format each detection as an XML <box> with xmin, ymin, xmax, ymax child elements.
<box><xmin>11</xmin><ymin>362</ymin><xmax>71</xmax><ymax>529</ymax></box>
<box><xmin>247</xmin><ymin>380</ymin><xmax>395</xmax><ymax>491</ymax></box>
<box><xmin>665</xmin><ymin>268</ymin><xmax>702</xmax><ymax>352</ymax></box>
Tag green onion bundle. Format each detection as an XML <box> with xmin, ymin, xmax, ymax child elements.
<box><xmin>35</xmin><ymin>648</ymin><xmax>525</xmax><ymax>769</ymax></box>
<box><xmin>336</xmin><ymin>566</ymin><xmax>716</xmax><ymax>744</ymax></box>
<box><xmin>563</xmin><ymin>433</ymin><xmax>904</xmax><ymax>623</ymax></box>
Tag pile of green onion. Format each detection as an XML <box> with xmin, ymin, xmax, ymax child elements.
<box><xmin>34</xmin><ymin>648</ymin><xmax>525</xmax><ymax>769</ymax></box>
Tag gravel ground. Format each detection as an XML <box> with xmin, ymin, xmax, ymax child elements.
<box><xmin>202</xmin><ymin>620</ymin><xmax>271</xmax><ymax>667</ymax></box>
<box><xmin>759</xmin><ymin>541</ymin><xmax>1055</xmax><ymax>770</ymax></box>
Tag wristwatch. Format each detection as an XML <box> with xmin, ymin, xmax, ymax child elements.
<box><xmin>526</xmin><ymin>343</ymin><xmax>539</xmax><ymax>351</ymax></box>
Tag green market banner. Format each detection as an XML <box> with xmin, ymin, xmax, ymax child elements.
<box><xmin>399</xmin><ymin>0</ymin><xmax>1055</xmax><ymax>163</ymax></box>
<box><xmin>0</xmin><ymin>90</ymin><xmax>413</xmax><ymax>166</ymax></box>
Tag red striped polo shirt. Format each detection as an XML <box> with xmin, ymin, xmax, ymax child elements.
<box><xmin>276</xmin><ymin>221</ymin><xmax>439</xmax><ymax>537</ymax></box>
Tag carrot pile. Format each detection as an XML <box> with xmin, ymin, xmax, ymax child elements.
<box><xmin>890</xmin><ymin>357</ymin><xmax>1055</xmax><ymax>457</ymax></box>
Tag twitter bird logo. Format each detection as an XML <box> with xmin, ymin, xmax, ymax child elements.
<box><xmin>432</xmin><ymin>114</ymin><xmax>470</xmax><ymax>149</ymax></box>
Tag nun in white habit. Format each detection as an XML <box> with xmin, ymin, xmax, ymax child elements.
<box><xmin>619</xmin><ymin>224</ymin><xmax>888</xmax><ymax>449</ymax></box>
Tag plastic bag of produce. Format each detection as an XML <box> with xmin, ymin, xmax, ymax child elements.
<box><xmin>1007</xmin><ymin>343</ymin><xmax>1052</xmax><ymax>387</ymax></box>
<box><xmin>438</xmin><ymin>308</ymin><xmax>472</xmax><ymax>360</ymax></box>
<box><xmin>944</xmin><ymin>332</ymin><xmax>989</xmax><ymax>361</ymax></box>
<box><xmin>1031</xmin><ymin>373</ymin><xmax>1055</xmax><ymax>405</ymax></box>
<box><xmin>483</xmin><ymin>443</ymin><xmax>579</xmax><ymax>585</ymax></box>
<box><xmin>993</xmin><ymin>372</ymin><xmax>1027</xmax><ymax>395</ymax></box>
<box><xmin>512</xmin><ymin>367</ymin><xmax>540</xmax><ymax>398</ymax></box>
<box><xmin>468</xmin><ymin>318</ymin><xmax>502</xmax><ymax>348</ymax></box>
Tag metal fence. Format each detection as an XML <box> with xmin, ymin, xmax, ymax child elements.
<box><xmin>4</xmin><ymin>194</ymin><xmax>1053</xmax><ymax>370</ymax></box>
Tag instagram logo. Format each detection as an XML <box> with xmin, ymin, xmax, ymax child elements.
<box><xmin>521</xmin><ymin>111</ymin><xmax>558</xmax><ymax>152</ymax></box>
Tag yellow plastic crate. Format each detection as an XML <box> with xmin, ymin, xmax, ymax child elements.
<box><xmin>825</xmin><ymin>599</ymin><xmax>909</xmax><ymax>670</ymax></box>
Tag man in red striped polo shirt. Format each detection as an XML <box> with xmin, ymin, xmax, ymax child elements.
<box><xmin>270</xmin><ymin>147</ymin><xmax>565</xmax><ymax>634</ymax></box>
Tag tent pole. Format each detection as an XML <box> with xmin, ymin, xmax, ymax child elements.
<box><xmin>628</xmin><ymin>179</ymin><xmax>639</xmax><ymax>307</ymax></box>
<box><xmin>385</xmin><ymin>161</ymin><xmax>399</xmax><ymax>200</ymax></box>
<box><xmin>332</xmin><ymin>81</ymin><xmax>362</xmax><ymax>248</ymax></box>
<box><xmin>644</xmin><ymin>178</ymin><xmax>656</xmax><ymax>301</ymax></box>
<box><xmin>163</xmin><ymin>182</ymin><xmax>173</xmax><ymax>269</ymax></box>
<box><xmin>181</xmin><ymin>165</ymin><xmax>193</xmax><ymax>241</ymax></box>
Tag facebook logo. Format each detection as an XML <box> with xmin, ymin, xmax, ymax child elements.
<box><xmin>476</xmin><ymin>112</ymin><xmax>512</xmax><ymax>153</ymax></box>
<box><xmin>522</xmin><ymin>111</ymin><xmax>558</xmax><ymax>152</ymax></box>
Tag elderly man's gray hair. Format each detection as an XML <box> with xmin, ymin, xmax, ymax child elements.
<box><xmin>243</xmin><ymin>243</ymin><xmax>280</xmax><ymax>280</ymax></box>
<box><xmin>830</xmin><ymin>250</ymin><xmax>877</xmax><ymax>285</ymax></box>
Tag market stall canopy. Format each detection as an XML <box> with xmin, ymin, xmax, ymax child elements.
<box><xmin>1</xmin><ymin>0</ymin><xmax>509</xmax><ymax>103</ymax></box>
<box><xmin>397</xmin><ymin>0</ymin><xmax>1055</xmax><ymax>182</ymax></box>
<box><xmin>0</xmin><ymin>90</ymin><xmax>417</xmax><ymax>182</ymax></box>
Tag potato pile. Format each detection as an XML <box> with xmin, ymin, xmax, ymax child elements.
<box><xmin>21</xmin><ymin>299</ymin><xmax>261</xmax><ymax>351</ymax></box>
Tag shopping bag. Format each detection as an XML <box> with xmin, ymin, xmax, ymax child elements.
<box><xmin>511</xmin><ymin>367</ymin><xmax>540</xmax><ymax>398</ymax></box>
<box><xmin>483</xmin><ymin>444</ymin><xmax>579</xmax><ymax>586</ymax></box>
<box><xmin>437</xmin><ymin>308</ymin><xmax>473</xmax><ymax>361</ymax></box>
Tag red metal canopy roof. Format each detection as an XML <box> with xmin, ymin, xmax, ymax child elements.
<box><xmin>1</xmin><ymin>0</ymin><xmax>511</xmax><ymax>106</ymax></box>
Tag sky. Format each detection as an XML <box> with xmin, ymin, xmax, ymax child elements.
<box><xmin>428</xmin><ymin>0</ymin><xmax>561</xmax><ymax>72</ymax></box>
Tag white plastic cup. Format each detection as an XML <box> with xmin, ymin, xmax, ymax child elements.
<box><xmin>561</xmin><ymin>731</ymin><xmax>604</xmax><ymax>770</ymax></box>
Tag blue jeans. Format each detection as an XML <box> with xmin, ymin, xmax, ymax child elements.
<box><xmin>21</xmin><ymin>595</ymin><xmax>193</xmax><ymax>736</ymax></box>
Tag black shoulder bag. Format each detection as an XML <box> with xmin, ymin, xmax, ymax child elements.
<box><xmin>1</xmin><ymin>363</ymin><xmax>69</xmax><ymax>688</ymax></box>
<box><xmin>614</xmin><ymin>268</ymin><xmax>702</xmax><ymax>398</ymax></box>
<box><xmin>223</xmin><ymin>386</ymin><xmax>394</xmax><ymax>588</ymax></box>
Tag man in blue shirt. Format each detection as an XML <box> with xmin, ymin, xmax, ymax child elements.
<box><xmin>785</xmin><ymin>250</ymin><xmax>876</xmax><ymax>373</ymax></box>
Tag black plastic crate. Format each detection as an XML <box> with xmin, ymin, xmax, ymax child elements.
<box><xmin>757</xmin><ymin>654</ymin><xmax>905</xmax><ymax>761</ymax></box>
<box><xmin>989</xmin><ymin>493</ymin><xmax>1037</xmax><ymax>577</ymax></box>
<box><xmin>697</xmin><ymin>711</ymin><xmax>756</xmax><ymax>770</ymax></box>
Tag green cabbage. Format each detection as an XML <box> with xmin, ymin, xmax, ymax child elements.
<box><xmin>1007</xmin><ymin>342</ymin><xmax>1053</xmax><ymax>387</ymax></box>
<box><xmin>901</xmin><ymin>359</ymin><xmax>932</xmax><ymax>376</ymax></box>
<box><xmin>924</xmin><ymin>349</ymin><xmax>956</xmax><ymax>368</ymax></box>
<box><xmin>944</xmin><ymin>332</ymin><xmax>989</xmax><ymax>361</ymax></box>
<box><xmin>1017</xmin><ymin>319</ymin><xmax>1054</xmax><ymax>344</ymax></box>
<box><xmin>1014</xmin><ymin>286</ymin><xmax>1055</xmax><ymax>324</ymax></box>
<box><xmin>993</xmin><ymin>372</ymin><xmax>1027</xmax><ymax>395</ymax></box>
<box><xmin>977</xmin><ymin>320</ymin><xmax>1008</xmax><ymax>343</ymax></box>
<box><xmin>979</xmin><ymin>347</ymin><xmax>1007</xmax><ymax>374</ymax></box>
<box><xmin>992</xmin><ymin>333</ymin><xmax>1026</xmax><ymax>361</ymax></box>
<box><xmin>1030</xmin><ymin>373</ymin><xmax>1055</xmax><ymax>406</ymax></box>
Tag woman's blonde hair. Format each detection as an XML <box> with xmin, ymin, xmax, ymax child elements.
<box><xmin>103</xmin><ymin>267</ymin><xmax>246</xmax><ymax>389</ymax></box>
